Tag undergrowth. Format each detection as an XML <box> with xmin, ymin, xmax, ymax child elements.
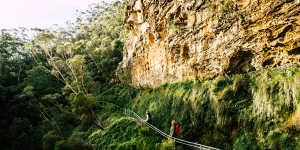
<box><xmin>55</xmin><ymin>67</ymin><xmax>299</xmax><ymax>150</ymax></box>
<box><xmin>88</xmin><ymin>117</ymin><xmax>165</xmax><ymax>150</ymax></box>
<box><xmin>129</xmin><ymin>67</ymin><xmax>299</xmax><ymax>149</ymax></box>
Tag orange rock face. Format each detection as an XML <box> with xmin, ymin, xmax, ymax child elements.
<box><xmin>120</xmin><ymin>0</ymin><xmax>300</xmax><ymax>88</ymax></box>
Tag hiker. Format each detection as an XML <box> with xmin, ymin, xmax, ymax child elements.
<box><xmin>169</xmin><ymin>120</ymin><xmax>180</xmax><ymax>147</ymax></box>
<box><xmin>169</xmin><ymin>120</ymin><xmax>176</xmax><ymax>137</ymax></box>
<box><xmin>145</xmin><ymin>111</ymin><xmax>152</xmax><ymax>124</ymax></box>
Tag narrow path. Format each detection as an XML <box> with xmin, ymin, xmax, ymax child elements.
<box><xmin>96</xmin><ymin>101</ymin><xmax>221</xmax><ymax>150</ymax></box>
<box><xmin>123</xmin><ymin>108</ymin><xmax>221</xmax><ymax>150</ymax></box>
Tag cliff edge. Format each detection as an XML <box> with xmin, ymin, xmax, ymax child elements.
<box><xmin>120</xmin><ymin>0</ymin><xmax>300</xmax><ymax>88</ymax></box>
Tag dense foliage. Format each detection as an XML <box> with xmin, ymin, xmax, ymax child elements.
<box><xmin>130</xmin><ymin>67</ymin><xmax>300</xmax><ymax>150</ymax></box>
<box><xmin>1</xmin><ymin>0</ymin><xmax>299</xmax><ymax>150</ymax></box>
<box><xmin>0</xmin><ymin>1</ymin><xmax>127</xmax><ymax>150</ymax></box>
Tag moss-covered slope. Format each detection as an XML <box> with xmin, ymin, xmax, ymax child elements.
<box><xmin>88</xmin><ymin>67</ymin><xmax>299</xmax><ymax>150</ymax></box>
<box><xmin>130</xmin><ymin>67</ymin><xmax>299</xmax><ymax>149</ymax></box>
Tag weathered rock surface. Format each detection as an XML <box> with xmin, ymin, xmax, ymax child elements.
<box><xmin>120</xmin><ymin>0</ymin><xmax>300</xmax><ymax>88</ymax></box>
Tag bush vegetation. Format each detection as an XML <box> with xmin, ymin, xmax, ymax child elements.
<box><xmin>1</xmin><ymin>0</ymin><xmax>299</xmax><ymax>149</ymax></box>
<box><xmin>128</xmin><ymin>67</ymin><xmax>299</xmax><ymax>149</ymax></box>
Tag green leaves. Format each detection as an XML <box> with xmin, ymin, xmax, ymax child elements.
<box><xmin>72</xmin><ymin>92</ymin><xmax>96</xmax><ymax>125</ymax></box>
<box><xmin>67</xmin><ymin>55</ymin><xmax>85</xmax><ymax>68</ymax></box>
<box><xmin>42</xmin><ymin>131</ymin><xmax>63</xmax><ymax>150</ymax></box>
<box><xmin>1</xmin><ymin>1</ymin><xmax>127</xmax><ymax>149</ymax></box>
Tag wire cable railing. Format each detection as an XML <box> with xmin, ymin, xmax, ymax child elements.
<box><xmin>96</xmin><ymin>101</ymin><xmax>220</xmax><ymax>149</ymax></box>
<box><xmin>123</xmin><ymin>108</ymin><xmax>221</xmax><ymax>150</ymax></box>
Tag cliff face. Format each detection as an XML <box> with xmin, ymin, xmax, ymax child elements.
<box><xmin>121</xmin><ymin>0</ymin><xmax>300</xmax><ymax>88</ymax></box>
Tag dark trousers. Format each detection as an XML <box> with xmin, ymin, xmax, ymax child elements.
<box><xmin>173</xmin><ymin>134</ymin><xmax>177</xmax><ymax>148</ymax></box>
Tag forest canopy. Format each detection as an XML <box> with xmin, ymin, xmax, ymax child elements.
<box><xmin>1</xmin><ymin>1</ymin><xmax>299</xmax><ymax>150</ymax></box>
<box><xmin>0</xmin><ymin>1</ymin><xmax>128</xmax><ymax>150</ymax></box>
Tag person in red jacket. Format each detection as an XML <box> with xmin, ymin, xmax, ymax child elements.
<box><xmin>169</xmin><ymin>120</ymin><xmax>180</xmax><ymax>137</ymax></box>
<box><xmin>175</xmin><ymin>124</ymin><xmax>180</xmax><ymax>135</ymax></box>
<box><xmin>169</xmin><ymin>120</ymin><xmax>180</xmax><ymax>148</ymax></box>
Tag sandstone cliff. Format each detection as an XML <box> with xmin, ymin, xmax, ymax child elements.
<box><xmin>120</xmin><ymin>0</ymin><xmax>300</xmax><ymax>88</ymax></box>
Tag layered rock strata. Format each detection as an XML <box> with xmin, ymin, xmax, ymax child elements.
<box><xmin>120</xmin><ymin>0</ymin><xmax>300</xmax><ymax>88</ymax></box>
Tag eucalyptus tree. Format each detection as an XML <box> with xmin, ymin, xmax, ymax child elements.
<box><xmin>0</xmin><ymin>29</ymin><xmax>52</xmax><ymax>150</ymax></box>
<box><xmin>72</xmin><ymin>0</ymin><xmax>127</xmax><ymax>84</ymax></box>
<box><xmin>22</xmin><ymin>0</ymin><xmax>127</xmax><ymax>126</ymax></box>
<box><xmin>0</xmin><ymin>30</ymin><xmax>29</xmax><ymax>83</ymax></box>
<box><xmin>1</xmin><ymin>1</ymin><xmax>129</xmax><ymax>149</ymax></box>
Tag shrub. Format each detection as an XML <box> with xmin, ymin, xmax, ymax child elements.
<box><xmin>42</xmin><ymin>131</ymin><xmax>63</xmax><ymax>150</ymax></box>
<box><xmin>88</xmin><ymin>117</ymin><xmax>139</xmax><ymax>150</ymax></box>
<box><xmin>233</xmin><ymin>133</ymin><xmax>258</xmax><ymax>150</ymax></box>
<box><xmin>115</xmin><ymin>139</ymin><xmax>137</xmax><ymax>150</ymax></box>
<box><xmin>139</xmin><ymin>127</ymin><xmax>151</xmax><ymax>136</ymax></box>
<box><xmin>72</xmin><ymin>92</ymin><xmax>96</xmax><ymax>125</ymax></box>
<box><xmin>54</xmin><ymin>136</ymin><xmax>92</xmax><ymax>150</ymax></box>
<box><xmin>267</xmin><ymin>128</ymin><xmax>297</xmax><ymax>150</ymax></box>
<box><xmin>159</xmin><ymin>139</ymin><xmax>175</xmax><ymax>150</ymax></box>
<box><xmin>88</xmin><ymin>117</ymin><xmax>163</xmax><ymax>150</ymax></box>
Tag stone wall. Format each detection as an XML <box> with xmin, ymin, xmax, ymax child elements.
<box><xmin>120</xmin><ymin>0</ymin><xmax>300</xmax><ymax>88</ymax></box>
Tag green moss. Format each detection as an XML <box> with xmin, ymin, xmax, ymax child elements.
<box><xmin>168</xmin><ymin>22</ymin><xmax>179</xmax><ymax>35</ymax></box>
